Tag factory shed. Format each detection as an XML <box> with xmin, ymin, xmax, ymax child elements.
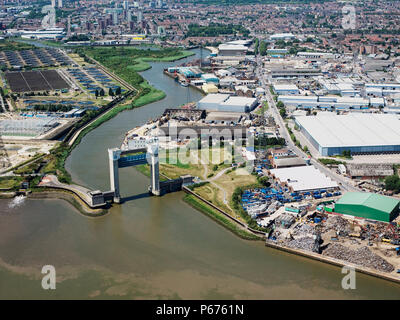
<box><xmin>201</xmin><ymin>73</ymin><xmax>219</xmax><ymax>83</ymax></box>
<box><xmin>345</xmin><ymin>163</ymin><xmax>394</xmax><ymax>179</ymax></box>
<box><xmin>273</xmin><ymin>84</ymin><xmax>299</xmax><ymax>95</ymax></box>
<box><xmin>269</xmin><ymin>166</ymin><xmax>339</xmax><ymax>192</ymax></box>
<box><xmin>272</xmin><ymin>157</ymin><xmax>306</xmax><ymax>168</ymax></box>
<box><xmin>197</xmin><ymin>94</ymin><xmax>230</xmax><ymax>110</ymax></box>
<box><xmin>295</xmin><ymin>114</ymin><xmax>400</xmax><ymax>156</ymax></box>
<box><xmin>334</xmin><ymin>192</ymin><xmax>400</xmax><ymax>222</ymax></box>
<box><xmin>219</xmin><ymin>96</ymin><xmax>258</xmax><ymax>113</ymax></box>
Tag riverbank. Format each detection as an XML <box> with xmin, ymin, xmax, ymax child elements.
<box><xmin>128</xmin><ymin>51</ymin><xmax>195</xmax><ymax>72</ymax></box>
<box><xmin>183</xmin><ymin>194</ymin><xmax>262</xmax><ymax>241</ymax></box>
<box><xmin>265</xmin><ymin>240</ymin><xmax>400</xmax><ymax>285</ymax></box>
<box><xmin>28</xmin><ymin>189</ymin><xmax>108</xmax><ymax>217</ymax></box>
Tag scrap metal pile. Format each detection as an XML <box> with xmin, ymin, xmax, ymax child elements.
<box><xmin>292</xmin><ymin>223</ymin><xmax>315</xmax><ymax>237</ymax></box>
<box><xmin>322</xmin><ymin>215</ymin><xmax>351</xmax><ymax>236</ymax></box>
<box><xmin>360</xmin><ymin>222</ymin><xmax>400</xmax><ymax>243</ymax></box>
<box><xmin>322</xmin><ymin>243</ymin><xmax>395</xmax><ymax>273</ymax></box>
<box><xmin>284</xmin><ymin>236</ymin><xmax>315</xmax><ymax>252</ymax></box>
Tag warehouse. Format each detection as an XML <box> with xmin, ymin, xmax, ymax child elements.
<box><xmin>297</xmin><ymin>52</ymin><xmax>335</xmax><ymax>59</ymax></box>
<box><xmin>219</xmin><ymin>96</ymin><xmax>258</xmax><ymax>112</ymax></box>
<box><xmin>270</xmin><ymin>33</ymin><xmax>296</xmax><ymax>40</ymax></box>
<box><xmin>269</xmin><ymin>165</ymin><xmax>339</xmax><ymax>192</ymax></box>
<box><xmin>273</xmin><ymin>83</ymin><xmax>299</xmax><ymax>95</ymax></box>
<box><xmin>197</xmin><ymin>94</ymin><xmax>257</xmax><ymax>112</ymax></box>
<box><xmin>201</xmin><ymin>73</ymin><xmax>219</xmax><ymax>84</ymax></box>
<box><xmin>295</xmin><ymin>114</ymin><xmax>400</xmax><ymax>156</ymax></box>
<box><xmin>218</xmin><ymin>44</ymin><xmax>248</xmax><ymax>56</ymax></box>
<box><xmin>278</xmin><ymin>95</ymin><xmax>383</xmax><ymax>109</ymax></box>
<box><xmin>197</xmin><ymin>94</ymin><xmax>230</xmax><ymax>110</ymax></box>
<box><xmin>334</xmin><ymin>192</ymin><xmax>400</xmax><ymax>222</ymax></box>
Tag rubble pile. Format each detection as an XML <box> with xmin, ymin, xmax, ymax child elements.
<box><xmin>292</xmin><ymin>223</ymin><xmax>315</xmax><ymax>237</ymax></box>
<box><xmin>284</xmin><ymin>237</ymin><xmax>315</xmax><ymax>252</ymax></box>
<box><xmin>322</xmin><ymin>243</ymin><xmax>395</xmax><ymax>273</ymax></box>
<box><xmin>323</xmin><ymin>216</ymin><xmax>351</xmax><ymax>235</ymax></box>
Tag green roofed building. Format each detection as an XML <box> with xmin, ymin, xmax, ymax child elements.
<box><xmin>334</xmin><ymin>192</ymin><xmax>400</xmax><ymax>222</ymax></box>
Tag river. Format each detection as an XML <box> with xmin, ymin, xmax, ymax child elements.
<box><xmin>1</xmin><ymin>48</ymin><xmax>400</xmax><ymax>299</ymax></box>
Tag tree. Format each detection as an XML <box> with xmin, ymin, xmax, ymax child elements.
<box><xmin>108</xmin><ymin>88</ymin><xmax>114</xmax><ymax>97</ymax></box>
<box><xmin>259</xmin><ymin>40</ymin><xmax>267</xmax><ymax>56</ymax></box>
<box><xmin>95</xmin><ymin>89</ymin><xmax>99</xmax><ymax>99</ymax></box>
<box><xmin>258</xmin><ymin>176</ymin><xmax>271</xmax><ymax>187</ymax></box>
<box><xmin>385</xmin><ymin>175</ymin><xmax>400</xmax><ymax>193</ymax></box>
<box><xmin>99</xmin><ymin>88</ymin><xmax>105</xmax><ymax>97</ymax></box>
<box><xmin>115</xmin><ymin>86</ymin><xmax>121</xmax><ymax>96</ymax></box>
<box><xmin>342</xmin><ymin>150</ymin><xmax>351</xmax><ymax>158</ymax></box>
<box><xmin>279</xmin><ymin>108</ymin><xmax>287</xmax><ymax>118</ymax></box>
<box><xmin>276</xmin><ymin>101</ymin><xmax>285</xmax><ymax>109</ymax></box>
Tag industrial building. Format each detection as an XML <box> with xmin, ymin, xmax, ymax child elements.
<box><xmin>0</xmin><ymin>118</ymin><xmax>60</xmax><ymax>137</ymax></box>
<box><xmin>319</xmin><ymin>79</ymin><xmax>361</xmax><ymax>97</ymax></box>
<box><xmin>201</xmin><ymin>73</ymin><xmax>219</xmax><ymax>84</ymax></box>
<box><xmin>197</xmin><ymin>94</ymin><xmax>230</xmax><ymax>110</ymax></box>
<box><xmin>278</xmin><ymin>95</ymin><xmax>385</xmax><ymax>109</ymax></box>
<box><xmin>269</xmin><ymin>165</ymin><xmax>339</xmax><ymax>192</ymax></box>
<box><xmin>217</xmin><ymin>44</ymin><xmax>248</xmax><ymax>56</ymax></box>
<box><xmin>295</xmin><ymin>114</ymin><xmax>400</xmax><ymax>156</ymax></box>
<box><xmin>204</xmin><ymin>111</ymin><xmax>246</xmax><ymax>125</ymax></box>
<box><xmin>267</xmin><ymin>48</ymin><xmax>288</xmax><ymax>55</ymax></box>
<box><xmin>334</xmin><ymin>192</ymin><xmax>400</xmax><ymax>222</ymax></box>
<box><xmin>297</xmin><ymin>52</ymin><xmax>335</xmax><ymax>59</ymax></box>
<box><xmin>273</xmin><ymin>83</ymin><xmax>299</xmax><ymax>95</ymax></box>
<box><xmin>269</xmin><ymin>68</ymin><xmax>322</xmax><ymax>79</ymax></box>
<box><xmin>219</xmin><ymin>96</ymin><xmax>258</xmax><ymax>112</ymax></box>
<box><xmin>167</xmin><ymin>66</ymin><xmax>202</xmax><ymax>78</ymax></box>
<box><xmin>365</xmin><ymin>83</ymin><xmax>400</xmax><ymax>97</ymax></box>
<box><xmin>197</xmin><ymin>94</ymin><xmax>258</xmax><ymax>112</ymax></box>
<box><xmin>345</xmin><ymin>163</ymin><xmax>394</xmax><ymax>180</ymax></box>
<box><xmin>270</xmin><ymin>33</ymin><xmax>296</xmax><ymax>40</ymax></box>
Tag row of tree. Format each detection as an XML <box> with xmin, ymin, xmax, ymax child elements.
<box><xmin>185</xmin><ymin>23</ymin><xmax>250</xmax><ymax>38</ymax></box>
<box><xmin>94</xmin><ymin>87</ymin><xmax>121</xmax><ymax>99</ymax></box>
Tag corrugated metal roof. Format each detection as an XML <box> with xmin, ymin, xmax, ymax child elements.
<box><xmin>296</xmin><ymin>114</ymin><xmax>400</xmax><ymax>148</ymax></box>
<box><xmin>336</xmin><ymin>192</ymin><xmax>399</xmax><ymax>214</ymax></box>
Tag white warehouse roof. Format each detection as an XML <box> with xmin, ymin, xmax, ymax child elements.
<box><xmin>218</xmin><ymin>44</ymin><xmax>248</xmax><ymax>51</ymax></box>
<box><xmin>220</xmin><ymin>96</ymin><xmax>257</xmax><ymax>107</ymax></box>
<box><xmin>296</xmin><ymin>114</ymin><xmax>400</xmax><ymax>148</ymax></box>
<box><xmin>198</xmin><ymin>94</ymin><xmax>230</xmax><ymax>104</ymax></box>
<box><xmin>273</xmin><ymin>84</ymin><xmax>299</xmax><ymax>91</ymax></box>
<box><xmin>270</xmin><ymin>166</ymin><xmax>338</xmax><ymax>192</ymax></box>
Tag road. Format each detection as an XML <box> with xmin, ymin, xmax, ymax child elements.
<box><xmin>255</xmin><ymin>55</ymin><xmax>359</xmax><ymax>193</ymax></box>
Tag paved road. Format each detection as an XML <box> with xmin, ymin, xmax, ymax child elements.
<box><xmin>255</xmin><ymin>56</ymin><xmax>359</xmax><ymax>193</ymax></box>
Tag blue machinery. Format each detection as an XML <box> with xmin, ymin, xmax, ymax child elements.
<box><xmin>108</xmin><ymin>139</ymin><xmax>160</xmax><ymax>203</ymax></box>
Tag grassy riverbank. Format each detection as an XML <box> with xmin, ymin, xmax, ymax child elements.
<box><xmin>128</xmin><ymin>51</ymin><xmax>195</xmax><ymax>72</ymax></box>
<box><xmin>183</xmin><ymin>194</ymin><xmax>261</xmax><ymax>241</ymax></box>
